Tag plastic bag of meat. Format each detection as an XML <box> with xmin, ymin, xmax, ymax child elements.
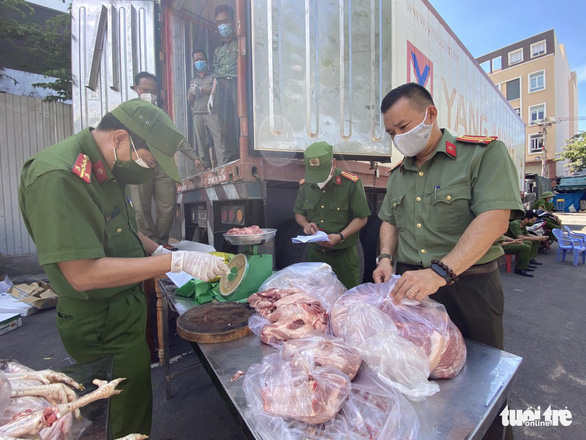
<box><xmin>332</xmin><ymin>276</ymin><xmax>467</xmax><ymax>384</ymax></box>
<box><xmin>281</xmin><ymin>336</ymin><xmax>362</xmax><ymax>380</ymax></box>
<box><xmin>332</xmin><ymin>301</ymin><xmax>439</xmax><ymax>399</ymax></box>
<box><xmin>248</xmin><ymin>289</ymin><xmax>330</xmax><ymax>347</ymax></box>
<box><xmin>258</xmin><ymin>263</ymin><xmax>346</xmax><ymax>313</ymax></box>
<box><xmin>244</xmin><ymin>352</ymin><xmax>352</xmax><ymax>427</ymax></box>
<box><xmin>243</xmin><ymin>358</ymin><xmax>419</xmax><ymax>440</ymax></box>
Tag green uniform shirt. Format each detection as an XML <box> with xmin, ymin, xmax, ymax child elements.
<box><xmin>294</xmin><ymin>168</ymin><xmax>371</xmax><ymax>250</ymax></box>
<box><xmin>379</xmin><ymin>129</ymin><xmax>524</xmax><ymax>267</ymax></box>
<box><xmin>213</xmin><ymin>38</ymin><xmax>238</xmax><ymax>78</ymax></box>
<box><xmin>532</xmin><ymin>198</ymin><xmax>554</xmax><ymax>212</ymax></box>
<box><xmin>506</xmin><ymin>219</ymin><xmax>526</xmax><ymax>238</ymax></box>
<box><xmin>18</xmin><ymin>128</ymin><xmax>146</xmax><ymax>300</ymax></box>
<box><xmin>189</xmin><ymin>71</ymin><xmax>216</xmax><ymax>114</ymax></box>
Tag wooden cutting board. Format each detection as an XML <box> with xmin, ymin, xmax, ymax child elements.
<box><xmin>177</xmin><ymin>302</ymin><xmax>255</xmax><ymax>343</ymax></box>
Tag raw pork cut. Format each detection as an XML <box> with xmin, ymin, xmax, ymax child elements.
<box><xmin>247</xmin><ymin>287</ymin><xmax>301</xmax><ymax>316</ymax></box>
<box><xmin>226</xmin><ymin>225</ymin><xmax>263</xmax><ymax>235</ymax></box>
<box><xmin>281</xmin><ymin>337</ymin><xmax>362</xmax><ymax>380</ymax></box>
<box><xmin>253</xmin><ymin>353</ymin><xmax>351</xmax><ymax>425</ymax></box>
<box><xmin>260</xmin><ymin>292</ymin><xmax>328</xmax><ymax>345</ymax></box>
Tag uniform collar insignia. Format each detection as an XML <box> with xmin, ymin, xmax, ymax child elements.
<box><xmin>335</xmin><ymin>176</ymin><xmax>342</xmax><ymax>185</ymax></box>
<box><xmin>92</xmin><ymin>159</ymin><xmax>108</xmax><ymax>184</ymax></box>
<box><xmin>446</xmin><ymin>142</ymin><xmax>457</xmax><ymax>158</ymax></box>
<box><xmin>71</xmin><ymin>153</ymin><xmax>92</xmax><ymax>183</ymax></box>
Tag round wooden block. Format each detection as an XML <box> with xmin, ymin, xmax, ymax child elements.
<box><xmin>176</xmin><ymin>302</ymin><xmax>255</xmax><ymax>344</ymax></box>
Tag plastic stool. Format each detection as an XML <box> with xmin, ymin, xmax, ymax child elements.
<box><xmin>504</xmin><ymin>254</ymin><xmax>517</xmax><ymax>273</ymax></box>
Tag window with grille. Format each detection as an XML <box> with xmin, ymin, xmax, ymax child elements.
<box><xmin>529</xmin><ymin>134</ymin><xmax>544</xmax><ymax>153</ymax></box>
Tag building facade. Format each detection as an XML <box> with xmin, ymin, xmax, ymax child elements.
<box><xmin>477</xmin><ymin>30</ymin><xmax>579</xmax><ymax>180</ymax></box>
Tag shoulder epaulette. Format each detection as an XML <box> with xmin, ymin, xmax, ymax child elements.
<box><xmin>390</xmin><ymin>159</ymin><xmax>404</xmax><ymax>174</ymax></box>
<box><xmin>299</xmin><ymin>178</ymin><xmax>305</xmax><ymax>186</ymax></box>
<box><xmin>340</xmin><ymin>171</ymin><xmax>359</xmax><ymax>182</ymax></box>
<box><xmin>457</xmin><ymin>135</ymin><xmax>498</xmax><ymax>145</ymax></box>
<box><xmin>71</xmin><ymin>153</ymin><xmax>92</xmax><ymax>183</ymax></box>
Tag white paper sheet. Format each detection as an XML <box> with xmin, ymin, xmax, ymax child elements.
<box><xmin>165</xmin><ymin>271</ymin><xmax>194</xmax><ymax>288</ymax></box>
<box><xmin>291</xmin><ymin>230</ymin><xmax>329</xmax><ymax>243</ymax></box>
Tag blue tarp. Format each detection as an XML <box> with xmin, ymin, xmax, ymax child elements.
<box><xmin>553</xmin><ymin>192</ymin><xmax>586</xmax><ymax>212</ymax></box>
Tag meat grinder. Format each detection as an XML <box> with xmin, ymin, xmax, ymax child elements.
<box><xmin>219</xmin><ymin>228</ymin><xmax>277</xmax><ymax>301</ymax></box>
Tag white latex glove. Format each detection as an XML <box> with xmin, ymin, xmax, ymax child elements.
<box><xmin>171</xmin><ymin>251</ymin><xmax>229</xmax><ymax>282</ymax></box>
<box><xmin>207</xmin><ymin>94</ymin><xmax>214</xmax><ymax>114</ymax></box>
<box><xmin>152</xmin><ymin>245</ymin><xmax>171</xmax><ymax>256</ymax></box>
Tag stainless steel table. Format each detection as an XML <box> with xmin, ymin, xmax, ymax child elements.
<box><xmin>159</xmin><ymin>281</ymin><xmax>523</xmax><ymax>439</ymax></box>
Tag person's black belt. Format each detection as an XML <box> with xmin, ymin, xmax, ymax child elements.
<box><xmin>396</xmin><ymin>259</ymin><xmax>499</xmax><ymax>278</ymax></box>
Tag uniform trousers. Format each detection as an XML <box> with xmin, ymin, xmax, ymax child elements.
<box><xmin>215</xmin><ymin>77</ymin><xmax>239</xmax><ymax>164</ymax></box>
<box><xmin>130</xmin><ymin>166</ymin><xmax>176</xmax><ymax>244</ymax></box>
<box><xmin>192</xmin><ymin>111</ymin><xmax>225</xmax><ymax>168</ymax></box>
<box><xmin>503</xmin><ymin>242</ymin><xmax>532</xmax><ymax>269</ymax></box>
<box><xmin>56</xmin><ymin>287</ymin><xmax>152</xmax><ymax>438</ymax></box>
<box><xmin>308</xmin><ymin>245</ymin><xmax>360</xmax><ymax>289</ymax></box>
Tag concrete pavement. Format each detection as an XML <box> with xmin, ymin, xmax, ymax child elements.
<box><xmin>1</xmin><ymin>213</ymin><xmax>585</xmax><ymax>439</ymax></box>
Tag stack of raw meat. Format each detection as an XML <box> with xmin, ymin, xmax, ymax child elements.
<box><xmin>247</xmin><ymin>288</ymin><xmax>329</xmax><ymax>345</ymax></box>
<box><xmin>226</xmin><ymin>225</ymin><xmax>263</xmax><ymax>235</ymax></box>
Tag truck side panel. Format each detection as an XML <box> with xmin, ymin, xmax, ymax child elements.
<box><xmin>72</xmin><ymin>1</ymin><xmax>157</xmax><ymax>131</ymax></box>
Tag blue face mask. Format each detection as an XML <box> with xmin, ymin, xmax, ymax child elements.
<box><xmin>194</xmin><ymin>61</ymin><xmax>207</xmax><ymax>72</ymax></box>
<box><xmin>218</xmin><ymin>23</ymin><xmax>233</xmax><ymax>38</ymax></box>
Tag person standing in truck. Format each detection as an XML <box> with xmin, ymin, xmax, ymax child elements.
<box><xmin>294</xmin><ymin>142</ymin><xmax>371</xmax><ymax>289</ymax></box>
<box><xmin>212</xmin><ymin>4</ymin><xmax>239</xmax><ymax>164</ymax></box>
<box><xmin>189</xmin><ymin>49</ymin><xmax>226</xmax><ymax>168</ymax></box>
<box><xmin>130</xmin><ymin>72</ymin><xmax>203</xmax><ymax>244</ymax></box>
<box><xmin>18</xmin><ymin>99</ymin><xmax>229</xmax><ymax>438</ymax></box>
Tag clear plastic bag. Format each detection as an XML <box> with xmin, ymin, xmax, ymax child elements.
<box><xmin>258</xmin><ymin>262</ymin><xmax>346</xmax><ymax>313</ymax></box>
<box><xmin>248</xmin><ymin>263</ymin><xmax>344</xmax><ymax>347</ymax></box>
<box><xmin>281</xmin><ymin>336</ymin><xmax>362</xmax><ymax>381</ymax></box>
<box><xmin>331</xmin><ymin>276</ymin><xmax>467</xmax><ymax>394</ymax></box>
<box><xmin>244</xmin><ymin>352</ymin><xmax>352</xmax><ymax>426</ymax></box>
<box><xmin>0</xmin><ymin>371</ymin><xmax>12</xmax><ymax>419</ymax></box>
<box><xmin>243</xmin><ymin>353</ymin><xmax>419</xmax><ymax>440</ymax></box>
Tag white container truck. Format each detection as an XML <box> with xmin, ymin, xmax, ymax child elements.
<box><xmin>71</xmin><ymin>0</ymin><xmax>525</xmax><ymax>280</ymax></box>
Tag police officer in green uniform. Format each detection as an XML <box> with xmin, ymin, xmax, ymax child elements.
<box><xmin>501</xmin><ymin>235</ymin><xmax>534</xmax><ymax>276</ymax></box>
<box><xmin>373</xmin><ymin>83</ymin><xmax>524</xmax><ymax>350</ymax></box>
<box><xmin>212</xmin><ymin>4</ymin><xmax>239</xmax><ymax>164</ymax></box>
<box><xmin>506</xmin><ymin>210</ymin><xmax>548</xmax><ymax>275</ymax></box>
<box><xmin>373</xmin><ymin>84</ymin><xmax>524</xmax><ymax>440</ymax></box>
<box><xmin>18</xmin><ymin>99</ymin><xmax>229</xmax><ymax>438</ymax></box>
<box><xmin>294</xmin><ymin>142</ymin><xmax>371</xmax><ymax>289</ymax></box>
<box><xmin>531</xmin><ymin>190</ymin><xmax>562</xmax><ymax>241</ymax></box>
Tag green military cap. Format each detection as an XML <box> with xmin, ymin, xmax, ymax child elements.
<box><xmin>111</xmin><ymin>99</ymin><xmax>185</xmax><ymax>182</ymax></box>
<box><xmin>541</xmin><ymin>191</ymin><xmax>555</xmax><ymax>199</ymax></box>
<box><xmin>303</xmin><ymin>142</ymin><xmax>334</xmax><ymax>183</ymax></box>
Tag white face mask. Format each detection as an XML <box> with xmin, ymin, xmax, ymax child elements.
<box><xmin>139</xmin><ymin>93</ymin><xmax>157</xmax><ymax>105</ymax></box>
<box><xmin>130</xmin><ymin>137</ymin><xmax>151</xmax><ymax>168</ymax></box>
<box><xmin>317</xmin><ymin>166</ymin><xmax>334</xmax><ymax>189</ymax></box>
<box><xmin>392</xmin><ymin>108</ymin><xmax>433</xmax><ymax>157</ymax></box>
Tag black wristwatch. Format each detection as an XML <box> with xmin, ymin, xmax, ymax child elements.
<box><xmin>338</xmin><ymin>232</ymin><xmax>345</xmax><ymax>243</ymax></box>
<box><xmin>431</xmin><ymin>261</ymin><xmax>454</xmax><ymax>285</ymax></box>
<box><xmin>376</xmin><ymin>253</ymin><xmax>392</xmax><ymax>265</ymax></box>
